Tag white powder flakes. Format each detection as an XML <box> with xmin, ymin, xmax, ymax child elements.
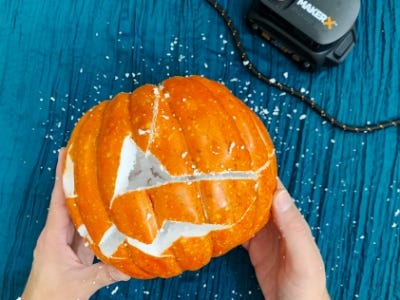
<box><xmin>111</xmin><ymin>286</ymin><xmax>119</xmax><ymax>295</ymax></box>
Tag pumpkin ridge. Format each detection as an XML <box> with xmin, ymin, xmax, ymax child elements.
<box><xmin>245</xmin><ymin>107</ymin><xmax>276</xmax><ymax>170</ymax></box>
<box><xmin>152</xmin><ymin>79</ymin><xmax>209</xmax><ymax>228</ymax></box>
<box><xmin>162</xmin><ymin>77</ymin><xmax>228</xmax><ymax>172</ymax></box>
<box><xmin>184</xmin><ymin>76</ymin><xmax>254</xmax><ymax>171</ymax></box>
<box><xmin>184</xmin><ymin>78</ymin><xmax>236</xmax><ymax>236</ymax></box>
<box><xmin>96</xmin><ymin>95</ymin><xmax>120</xmax><ymax>207</ymax></box>
<box><xmin>190</xmin><ymin>76</ymin><xmax>257</xmax><ymax>171</ymax></box>
<box><xmin>128</xmin><ymin>85</ymin><xmax>155</xmax><ymax>151</ymax></box>
<box><xmin>123</xmin><ymin>242</ymin><xmax>154</xmax><ymax>278</ymax></box>
<box><xmin>72</xmin><ymin>102</ymin><xmax>114</xmax><ymax>245</ymax></box>
<box><xmin>64</xmin><ymin>104</ymin><xmax>103</xmax><ymax>246</ymax></box>
<box><xmin>152</xmin><ymin>80</ymin><xmax>195</xmax><ymax>176</ymax></box>
<box><xmin>97</xmin><ymin>93</ymin><xmax>135</xmax><ymax>207</ymax></box>
<box><xmin>159</xmin><ymin>80</ymin><xmax>209</xmax><ymax>224</ymax></box>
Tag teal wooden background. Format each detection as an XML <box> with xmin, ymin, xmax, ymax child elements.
<box><xmin>0</xmin><ymin>1</ymin><xmax>399</xmax><ymax>299</ymax></box>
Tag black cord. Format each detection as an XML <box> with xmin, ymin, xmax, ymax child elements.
<box><xmin>205</xmin><ymin>0</ymin><xmax>400</xmax><ymax>133</ymax></box>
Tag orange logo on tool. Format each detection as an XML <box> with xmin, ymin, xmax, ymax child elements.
<box><xmin>323</xmin><ymin>17</ymin><xmax>337</xmax><ymax>30</ymax></box>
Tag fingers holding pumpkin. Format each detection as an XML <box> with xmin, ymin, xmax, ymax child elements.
<box><xmin>60</xmin><ymin>76</ymin><xmax>278</xmax><ymax>279</ymax></box>
<box><xmin>45</xmin><ymin>148</ymin><xmax>77</xmax><ymax>244</ymax></box>
<box><xmin>271</xmin><ymin>181</ymin><xmax>327</xmax><ymax>281</ymax></box>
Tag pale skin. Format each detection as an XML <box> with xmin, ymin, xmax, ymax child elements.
<box><xmin>22</xmin><ymin>149</ymin><xmax>330</xmax><ymax>299</ymax></box>
<box><xmin>21</xmin><ymin>149</ymin><xmax>130</xmax><ymax>300</ymax></box>
<box><xmin>243</xmin><ymin>180</ymin><xmax>330</xmax><ymax>300</ymax></box>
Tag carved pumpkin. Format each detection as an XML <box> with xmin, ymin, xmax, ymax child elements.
<box><xmin>63</xmin><ymin>75</ymin><xmax>277</xmax><ymax>279</ymax></box>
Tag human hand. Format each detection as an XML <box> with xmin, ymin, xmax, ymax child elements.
<box><xmin>243</xmin><ymin>179</ymin><xmax>330</xmax><ymax>300</ymax></box>
<box><xmin>21</xmin><ymin>149</ymin><xmax>130</xmax><ymax>300</ymax></box>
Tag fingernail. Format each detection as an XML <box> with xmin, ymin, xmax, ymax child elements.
<box><xmin>275</xmin><ymin>189</ymin><xmax>293</xmax><ymax>212</ymax></box>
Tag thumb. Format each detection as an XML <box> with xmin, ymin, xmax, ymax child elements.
<box><xmin>272</xmin><ymin>181</ymin><xmax>325</xmax><ymax>276</ymax></box>
<box><xmin>82</xmin><ymin>262</ymin><xmax>130</xmax><ymax>296</ymax></box>
<box><xmin>272</xmin><ymin>184</ymin><xmax>313</xmax><ymax>243</ymax></box>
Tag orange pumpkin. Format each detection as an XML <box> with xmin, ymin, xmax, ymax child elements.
<box><xmin>62</xmin><ymin>75</ymin><xmax>277</xmax><ymax>279</ymax></box>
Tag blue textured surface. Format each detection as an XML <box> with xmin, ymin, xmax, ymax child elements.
<box><xmin>1</xmin><ymin>1</ymin><xmax>399</xmax><ymax>299</ymax></box>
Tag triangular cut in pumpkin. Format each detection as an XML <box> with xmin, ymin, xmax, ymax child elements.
<box><xmin>98</xmin><ymin>220</ymin><xmax>229</xmax><ymax>258</ymax></box>
<box><xmin>111</xmin><ymin>135</ymin><xmax>268</xmax><ymax>207</ymax></box>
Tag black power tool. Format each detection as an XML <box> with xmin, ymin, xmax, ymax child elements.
<box><xmin>247</xmin><ymin>0</ymin><xmax>360</xmax><ymax>70</ymax></box>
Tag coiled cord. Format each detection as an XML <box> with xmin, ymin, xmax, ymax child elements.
<box><xmin>206</xmin><ymin>0</ymin><xmax>400</xmax><ymax>133</ymax></box>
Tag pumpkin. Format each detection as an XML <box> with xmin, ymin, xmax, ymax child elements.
<box><xmin>62</xmin><ymin>75</ymin><xmax>277</xmax><ymax>279</ymax></box>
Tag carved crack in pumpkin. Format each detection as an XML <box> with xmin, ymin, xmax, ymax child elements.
<box><xmin>91</xmin><ymin>220</ymin><xmax>229</xmax><ymax>258</ymax></box>
<box><xmin>64</xmin><ymin>135</ymin><xmax>274</xmax><ymax>259</ymax></box>
<box><xmin>78</xmin><ymin>192</ymin><xmax>261</xmax><ymax>258</ymax></box>
<box><xmin>111</xmin><ymin>135</ymin><xmax>271</xmax><ymax>208</ymax></box>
